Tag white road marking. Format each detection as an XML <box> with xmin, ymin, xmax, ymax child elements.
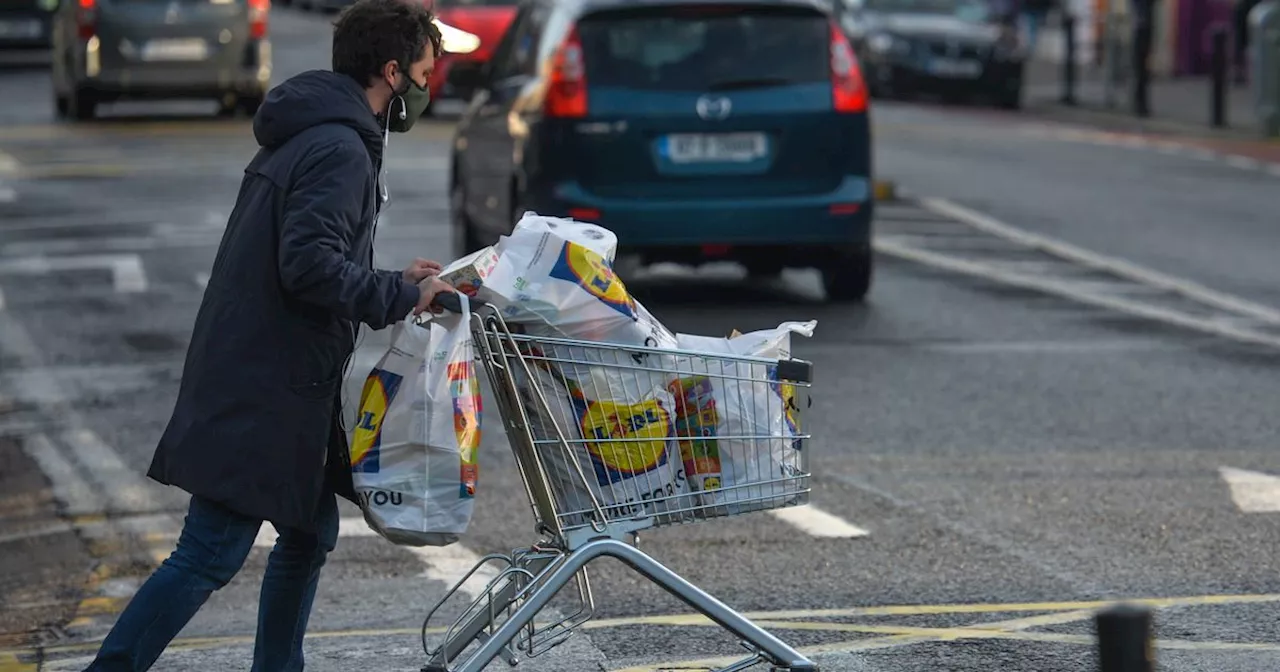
<box><xmin>919</xmin><ymin>198</ymin><xmax>1280</xmax><ymax>327</ymax></box>
<box><xmin>0</xmin><ymin>150</ymin><xmax>18</xmax><ymax>177</ymax></box>
<box><xmin>62</xmin><ymin>428</ymin><xmax>158</xmax><ymax>513</ymax></box>
<box><xmin>768</xmin><ymin>505</ymin><xmax>869</xmax><ymax>539</ymax></box>
<box><xmin>195</xmin><ymin>272</ymin><xmax>209</xmax><ymax>289</ymax></box>
<box><xmin>1225</xmin><ymin>155</ymin><xmax>1263</xmax><ymax>171</ymax></box>
<box><xmin>0</xmin><ymin>521</ymin><xmax>76</xmax><ymax>544</ymax></box>
<box><xmin>21</xmin><ymin>433</ymin><xmax>101</xmax><ymax>517</ymax></box>
<box><xmin>0</xmin><ymin>287</ymin><xmax>5</xmax><ymax>311</ymax></box>
<box><xmin>1219</xmin><ymin>467</ymin><xmax>1280</xmax><ymax>513</ymax></box>
<box><xmin>0</xmin><ymin>253</ymin><xmax>149</xmax><ymax>293</ymax></box>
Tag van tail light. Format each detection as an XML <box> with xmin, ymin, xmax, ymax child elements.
<box><xmin>545</xmin><ymin>25</ymin><xmax>587</xmax><ymax>118</ymax></box>
<box><xmin>829</xmin><ymin>22</ymin><xmax>868</xmax><ymax>113</ymax></box>
<box><xmin>76</xmin><ymin>0</ymin><xmax>96</xmax><ymax>40</ymax></box>
<box><xmin>249</xmin><ymin>0</ymin><xmax>269</xmax><ymax>40</ymax></box>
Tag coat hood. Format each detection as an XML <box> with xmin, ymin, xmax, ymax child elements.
<box><xmin>253</xmin><ymin>70</ymin><xmax>384</xmax><ymax>162</ymax></box>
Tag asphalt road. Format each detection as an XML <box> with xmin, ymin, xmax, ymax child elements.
<box><xmin>4</xmin><ymin>10</ymin><xmax>1280</xmax><ymax>672</ymax></box>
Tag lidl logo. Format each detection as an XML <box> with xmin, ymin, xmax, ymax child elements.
<box><xmin>548</xmin><ymin>241</ymin><xmax>635</xmax><ymax>319</ymax></box>
<box><xmin>350</xmin><ymin>369</ymin><xmax>404</xmax><ymax>474</ymax></box>
<box><xmin>448</xmin><ymin>360</ymin><xmax>481</xmax><ymax>498</ymax></box>
<box><xmin>579</xmin><ymin>398</ymin><xmax>672</xmax><ymax>485</ymax></box>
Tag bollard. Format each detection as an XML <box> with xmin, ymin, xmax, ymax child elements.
<box><xmin>1062</xmin><ymin>13</ymin><xmax>1078</xmax><ymax>105</ymax></box>
<box><xmin>1096</xmin><ymin>604</ymin><xmax>1155</xmax><ymax>672</ymax></box>
<box><xmin>1211</xmin><ymin>25</ymin><xmax>1229</xmax><ymax>127</ymax></box>
<box><xmin>1251</xmin><ymin>0</ymin><xmax>1280</xmax><ymax>137</ymax></box>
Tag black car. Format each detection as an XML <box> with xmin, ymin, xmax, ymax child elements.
<box><xmin>838</xmin><ymin>0</ymin><xmax>1024</xmax><ymax>108</ymax></box>
<box><xmin>0</xmin><ymin>0</ymin><xmax>58</xmax><ymax>50</ymax></box>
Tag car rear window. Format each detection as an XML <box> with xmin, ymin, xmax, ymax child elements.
<box><xmin>431</xmin><ymin>0</ymin><xmax>516</xmax><ymax>7</ymax></box>
<box><xmin>576</xmin><ymin>6</ymin><xmax>831</xmax><ymax>92</ymax></box>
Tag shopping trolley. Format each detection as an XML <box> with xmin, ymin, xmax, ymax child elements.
<box><xmin>418</xmin><ymin>292</ymin><xmax>818</xmax><ymax>672</ymax></box>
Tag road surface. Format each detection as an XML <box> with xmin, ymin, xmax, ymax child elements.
<box><xmin>3</xmin><ymin>9</ymin><xmax>1280</xmax><ymax>672</ymax></box>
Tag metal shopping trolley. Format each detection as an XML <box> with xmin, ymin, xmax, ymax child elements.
<box><xmin>418</xmin><ymin>293</ymin><xmax>817</xmax><ymax>672</ymax></box>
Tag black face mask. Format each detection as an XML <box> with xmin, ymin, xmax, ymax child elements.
<box><xmin>386</xmin><ymin>73</ymin><xmax>432</xmax><ymax>134</ymax></box>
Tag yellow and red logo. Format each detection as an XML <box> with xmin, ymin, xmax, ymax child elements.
<box><xmin>548</xmin><ymin>241</ymin><xmax>635</xmax><ymax>319</ymax></box>
<box><xmin>448</xmin><ymin>360</ymin><xmax>481</xmax><ymax>498</ymax></box>
<box><xmin>579</xmin><ymin>397</ymin><xmax>672</xmax><ymax>485</ymax></box>
<box><xmin>351</xmin><ymin>369</ymin><xmax>404</xmax><ymax>474</ymax></box>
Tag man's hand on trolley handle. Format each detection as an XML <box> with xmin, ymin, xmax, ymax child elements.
<box><xmin>416</xmin><ymin>276</ymin><xmax>458</xmax><ymax>315</ymax></box>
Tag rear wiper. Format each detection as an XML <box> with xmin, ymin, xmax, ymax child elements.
<box><xmin>704</xmin><ymin>77</ymin><xmax>799</xmax><ymax>91</ymax></box>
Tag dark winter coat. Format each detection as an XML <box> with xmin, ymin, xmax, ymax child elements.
<box><xmin>147</xmin><ymin>70</ymin><xmax>420</xmax><ymax>533</ymax></box>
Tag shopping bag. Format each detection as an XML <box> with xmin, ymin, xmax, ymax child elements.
<box><xmin>666</xmin><ymin>321</ymin><xmax>816</xmax><ymax>513</ymax></box>
<box><xmin>349</xmin><ymin>295</ymin><xmax>481</xmax><ymax>546</ymax></box>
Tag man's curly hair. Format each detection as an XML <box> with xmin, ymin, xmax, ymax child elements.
<box><xmin>332</xmin><ymin>0</ymin><xmax>444</xmax><ymax>87</ymax></box>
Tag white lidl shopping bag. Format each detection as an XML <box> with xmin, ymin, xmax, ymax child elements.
<box><xmin>519</xmin><ymin>360</ymin><xmax>687</xmax><ymax>526</ymax></box>
<box><xmin>349</xmin><ymin>297</ymin><xmax>481</xmax><ymax>546</ymax></box>
<box><xmin>666</xmin><ymin>321</ymin><xmax>816</xmax><ymax>513</ymax></box>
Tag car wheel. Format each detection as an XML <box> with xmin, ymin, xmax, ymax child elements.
<box><xmin>238</xmin><ymin>94</ymin><xmax>264</xmax><ymax>117</ymax></box>
<box><xmin>998</xmin><ymin>88</ymin><xmax>1022</xmax><ymax>110</ymax></box>
<box><xmin>69</xmin><ymin>87</ymin><xmax>96</xmax><ymax>121</ymax></box>
<box><xmin>450</xmin><ymin>181</ymin><xmax>484</xmax><ymax>257</ymax></box>
<box><xmin>821</xmin><ymin>244</ymin><xmax>873</xmax><ymax>303</ymax></box>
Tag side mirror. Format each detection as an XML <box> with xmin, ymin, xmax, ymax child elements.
<box><xmin>446</xmin><ymin>60</ymin><xmax>489</xmax><ymax>96</ymax></box>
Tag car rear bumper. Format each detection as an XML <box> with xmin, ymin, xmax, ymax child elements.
<box><xmin>542</xmin><ymin>175</ymin><xmax>873</xmax><ymax>247</ymax></box>
<box><xmin>866</xmin><ymin>58</ymin><xmax>1023</xmax><ymax>95</ymax></box>
<box><xmin>82</xmin><ymin>67</ymin><xmax>268</xmax><ymax>99</ymax></box>
<box><xmin>0</xmin><ymin>12</ymin><xmax>53</xmax><ymax>48</ymax></box>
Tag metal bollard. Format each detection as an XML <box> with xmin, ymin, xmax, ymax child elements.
<box><xmin>1211</xmin><ymin>25</ymin><xmax>1229</xmax><ymax>127</ymax></box>
<box><xmin>1251</xmin><ymin>0</ymin><xmax>1280</xmax><ymax>136</ymax></box>
<box><xmin>1096</xmin><ymin>604</ymin><xmax>1155</xmax><ymax>672</ymax></box>
<box><xmin>1062</xmin><ymin>13</ymin><xmax>1078</xmax><ymax>105</ymax></box>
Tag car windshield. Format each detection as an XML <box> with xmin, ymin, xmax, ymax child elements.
<box><xmin>863</xmin><ymin>0</ymin><xmax>990</xmax><ymax>21</ymax></box>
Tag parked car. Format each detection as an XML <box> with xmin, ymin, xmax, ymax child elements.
<box><xmin>449</xmin><ymin>0</ymin><xmax>876</xmax><ymax>302</ymax></box>
<box><xmin>0</xmin><ymin>0</ymin><xmax>58</xmax><ymax>50</ymax></box>
<box><xmin>50</xmin><ymin>0</ymin><xmax>273</xmax><ymax>120</ymax></box>
<box><xmin>839</xmin><ymin>0</ymin><xmax>1024</xmax><ymax>108</ymax></box>
<box><xmin>426</xmin><ymin>0</ymin><xmax>518</xmax><ymax>110</ymax></box>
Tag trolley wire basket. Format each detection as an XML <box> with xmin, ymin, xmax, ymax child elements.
<box><xmin>419</xmin><ymin>294</ymin><xmax>818</xmax><ymax>672</ymax></box>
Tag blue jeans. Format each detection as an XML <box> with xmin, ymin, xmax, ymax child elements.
<box><xmin>84</xmin><ymin>493</ymin><xmax>340</xmax><ymax>672</ymax></box>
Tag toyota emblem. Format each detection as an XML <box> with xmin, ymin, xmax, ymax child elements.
<box><xmin>695</xmin><ymin>95</ymin><xmax>732</xmax><ymax>121</ymax></box>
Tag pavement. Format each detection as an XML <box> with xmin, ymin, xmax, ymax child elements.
<box><xmin>1019</xmin><ymin>27</ymin><xmax>1275</xmax><ymax>142</ymax></box>
<box><xmin>4</xmin><ymin>8</ymin><xmax>1280</xmax><ymax>672</ymax></box>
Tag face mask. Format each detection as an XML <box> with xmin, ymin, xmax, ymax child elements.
<box><xmin>387</xmin><ymin>73</ymin><xmax>432</xmax><ymax>134</ymax></box>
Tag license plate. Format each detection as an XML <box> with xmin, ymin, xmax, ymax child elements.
<box><xmin>0</xmin><ymin>19</ymin><xmax>43</xmax><ymax>40</ymax></box>
<box><xmin>141</xmin><ymin>38</ymin><xmax>209</xmax><ymax>62</ymax></box>
<box><xmin>664</xmin><ymin>133</ymin><xmax>768</xmax><ymax>164</ymax></box>
<box><xmin>927</xmin><ymin>58</ymin><xmax>981</xmax><ymax>78</ymax></box>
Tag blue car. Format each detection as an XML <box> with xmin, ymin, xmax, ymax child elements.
<box><xmin>449</xmin><ymin>0</ymin><xmax>876</xmax><ymax>301</ymax></box>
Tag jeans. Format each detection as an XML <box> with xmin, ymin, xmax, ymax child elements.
<box><xmin>84</xmin><ymin>493</ymin><xmax>340</xmax><ymax>672</ymax></box>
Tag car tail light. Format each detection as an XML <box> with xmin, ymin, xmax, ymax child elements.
<box><xmin>829</xmin><ymin>22</ymin><xmax>868</xmax><ymax>113</ymax></box>
<box><xmin>545</xmin><ymin>26</ymin><xmax>587</xmax><ymax>118</ymax></box>
<box><xmin>76</xmin><ymin>0</ymin><xmax>96</xmax><ymax>40</ymax></box>
<box><xmin>249</xmin><ymin>0</ymin><xmax>269</xmax><ymax>40</ymax></box>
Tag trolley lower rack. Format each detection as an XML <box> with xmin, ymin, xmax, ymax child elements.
<box><xmin>419</xmin><ymin>296</ymin><xmax>818</xmax><ymax>672</ymax></box>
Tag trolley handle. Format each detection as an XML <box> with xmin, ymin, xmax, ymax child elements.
<box><xmin>430</xmin><ymin>290</ymin><xmax>491</xmax><ymax>314</ymax></box>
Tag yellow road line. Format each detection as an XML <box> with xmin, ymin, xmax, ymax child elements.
<box><xmin>5</xmin><ymin>593</ymin><xmax>1280</xmax><ymax>664</ymax></box>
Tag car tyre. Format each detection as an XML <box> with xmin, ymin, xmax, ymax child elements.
<box><xmin>69</xmin><ymin>87</ymin><xmax>96</xmax><ymax>122</ymax></box>
<box><xmin>450</xmin><ymin>181</ymin><xmax>484</xmax><ymax>258</ymax></box>
<box><xmin>239</xmin><ymin>94</ymin><xmax>264</xmax><ymax>117</ymax></box>
<box><xmin>821</xmin><ymin>244</ymin><xmax>873</xmax><ymax>303</ymax></box>
<box><xmin>998</xmin><ymin>89</ymin><xmax>1022</xmax><ymax>110</ymax></box>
